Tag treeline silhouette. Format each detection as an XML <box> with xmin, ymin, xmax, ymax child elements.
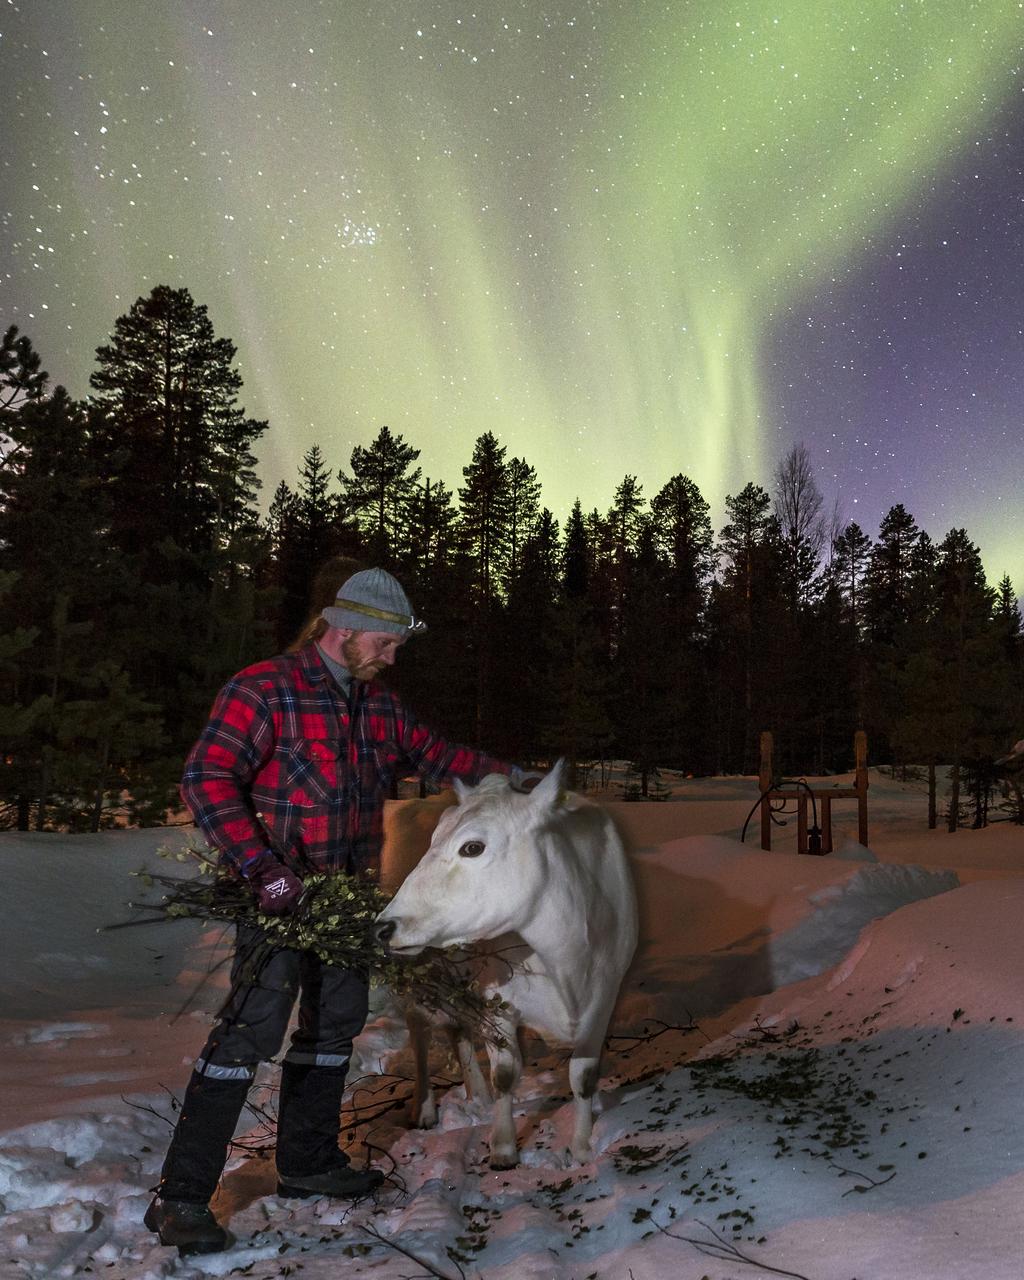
<box><xmin>1</xmin><ymin>287</ymin><xmax>1021</xmax><ymax>831</ymax></box>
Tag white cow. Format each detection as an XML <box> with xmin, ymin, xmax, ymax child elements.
<box><xmin>375</xmin><ymin>763</ymin><xmax>637</xmax><ymax>1168</ymax></box>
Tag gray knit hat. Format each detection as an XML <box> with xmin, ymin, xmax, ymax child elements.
<box><xmin>320</xmin><ymin>568</ymin><xmax>427</xmax><ymax>636</ymax></box>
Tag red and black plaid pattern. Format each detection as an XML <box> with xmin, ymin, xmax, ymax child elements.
<box><xmin>181</xmin><ymin>644</ymin><xmax>508</xmax><ymax>877</ymax></box>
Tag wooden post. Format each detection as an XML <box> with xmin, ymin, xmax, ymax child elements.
<box><xmin>759</xmin><ymin>731</ymin><xmax>773</xmax><ymax>792</ymax></box>
<box><xmin>821</xmin><ymin>795</ymin><xmax>833</xmax><ymax>854</ymax></box>
<box><xmin>756</xmin><ymin>732</ymin><xmax>868</xmax><ymax>855</ymax></box>
<box><xmin>759</xmin><ymin>732</ymin><xmax>773</xmax><ymax>851</ymax></box>
<box><xmin>855</xmin><ymin>730</ymin><xmax>869</xmax><ymax>846</ymax></box>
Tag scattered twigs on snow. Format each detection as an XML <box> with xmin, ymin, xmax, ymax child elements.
<box><xmin>829</xmin><ymin>1159</ymin><xmax>897</xmax><ymax>1196</ymax></box>
<box><xmin>605</xmin><ymin>1015</ymin><xmax>708</xmax><ymax>1053</ymax></box>
<box><xmin>359</xmin><ymin>1222</ymin><xmax>466</xmax><ymax>1280</ymax></box>
<box><xmin>652</xmin><ymin>1216</ymin><xmax>811</xmax><ymax>1280</ymax></box>
<box><xmin>343</xmin><ymin>1071</ymin><xmax>418</xmax><ymax>1128</ymax></box>
<box><xmin>120</xmin><ymin>1088</ymin><xmax>178</xmax><ymax>1131</ymax></box>
<box><xmin>603</xmin><ymin>1015</ymin><xmax>714</xmax><ymax>1086</ymax></box>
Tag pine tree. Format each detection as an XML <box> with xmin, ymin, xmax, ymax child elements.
<box><xmin>272</xmin><ymin>445</ymin><xmax>353</xmax><ymax>648</ymax></box>
<box><xmin>713</xmin><ymin>482</ymin><xmax>783</xmax><ymax>770</ymax></box>
<box><xmin>831</xmin><ymin>523</ymin><xmax>873</xmax><ymax>631</ymax></box>
<box><xmin>863</xmin><ymin>504</ymin><xmax>922</xmax><ymax>644</ymax></box>
<box><xmin>529</xmin><ymin>501</ymin><xmax>610</xmax><ymax>786</ymax></box>
<box><xmin>993</xmin><ymin>574</ymin><xmax>1023</xmax><ymax>682</ymax></box>
<box><xmin>562</xmin><ymin>501</ymin><xmax>590</xmax><ymax>599</ymax></box>
<box><xmin>613</xmin><ymin>523</ymin><xmax>675</xmax><ymax>793</ymax></box>
<box><xmin>340</xmin><ymin>425</ymin><xmax>421</xmax><ymax>565</ymax></box>
<box><xmin>773</xmin><ymin>443</ymin><xmax>825</xmax><ymax>609</ymax></box>
<box><xmin>261</xmin><ymin>481</ymin><xmax>301</xmax><ymax>647</ymax></box>
<box><xmin>0</xmin><ymin>326</ymin><xmax>49</xmax><ymax>479</ymax></box>
<box><xmin>646</xmin><ymin>474</ymin><xmax>715</xmax><ymax>771</ymax></box>
<box><xmin>297</xmin><ymin>445</ymin><xmax>336</xmax><ymax>551</ymax></box>
<box><xmin>650</xmin><ymin>473</ymin><xmax>714</xmax><ymax>634</ymax></box>
<box><xmin>404</xmin><ymin>478</ymin><xmax>457</xmax><ymax>579</ymax></box>
<box><xmin>859</xmin><ymin>506</ymin><xmax>935</xmax><ymax>766</ymax></box>
<box><xmin>0</xmin><ymin>325</ymin><xmax>48</xmax><ymax>413</ymax></box>
<box><xmin>505</xmin><ymin>456</ymin><xmax>541</xmax><ymax>589</ymax></box>
<box><xmin>931</xmin><ymin>529</ymin><xmax>1010</xmax><ymax>829</ymax></box>
<box><xmin>497</xmin><ymin>508</ymin><xmax>561</xmax><ymax>761</ymax></box>
<box><xmin>0</xmin><ymin>570</ymin><xmax>45</xmax><ymax>829</ymax></box>
<box><xmin>0</xmin><ymin>384</ymin><xmax>157</xmax><ymax>828</ymax></box>
<box><xmin>89</xmin><ymin>285</ymin><xmax>266</xmax><ymax>560</ymax></box>
<box><xmin>802</xmin><ymin>576</ymin><xmax>859</xmax><ymax>772</ymax></box>
<box><xmin>603</xmin><ymin>475</ymin><xmax>646</xmax><ymax>656</ymax></box>
<box><xmin>890</xmin><ymin>647</ymin><xmax>953</xmax><ymax>829</ymax></box>
<box><xmin>86</xmin><ymin>287</ymin><xmax>269</xmax><ymax>788</ymax></box>
<box><xmin>55</xmin><ymin>659</ymin><xmax>166</xmax><ymax>830</ymax></box>
<box><xmin>828</xmin><ymin>521</ymin><xmax>873</xmax><ymax>726</ymax></box>
<box><xmin>455</xmin><ymin>433</ymin><xmax>513</xmax><ymax>742</ymax></box>
<box><xmin>458</xmin><ymin>431</ymin><xmax>512</xmax><ymax>606</ymax></box>
<box><xmin>992</xmin><ymin>574</ymin><xmax>1024</xmax><ymax>776</ymax></box>
<box><xmin>266</xmin><ymin>480</ymin><xmax>300</xmax><ymax>563</ymax></box>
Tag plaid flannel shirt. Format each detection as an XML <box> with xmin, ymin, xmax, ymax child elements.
<box><xmin>181</xmin><ymin>643</ymin><xmax>509</xmax><ymax>877</ymax></box>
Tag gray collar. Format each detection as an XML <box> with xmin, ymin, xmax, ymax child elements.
<box><xmin>315</xmin><ymin>644</ymin><xmax>353</xmax><ymax>697</ymax></box>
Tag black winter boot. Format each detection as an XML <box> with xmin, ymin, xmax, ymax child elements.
<box><xmin>275</xmin><ymin>1062</ymin><xmax>381</xmax><ymax>1196</ymax></box>
<box><xmin>156</xmin><ymin>1070</ymin><xmax>251</xmax><ymax>1205</ymax></box>
<box><xmin>144</xmin><ymin>1198</ymin><xmax>230</xmax><ymax>1254</ymax></box>
<box><xmin>277</xmin><ymin>1165</ymin><xmax>385</xmax><ymax>1198</ymax></box>
<box><xmin>275</xmin><ymin>1062</ymin><xmax>348</xmax><ymax>1177</ymax></box>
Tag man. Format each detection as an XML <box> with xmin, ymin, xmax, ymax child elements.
<box><xmin>146</xmin><ymin>568</ymin><xmax>522</xmax><ymax>1255</ymax></box>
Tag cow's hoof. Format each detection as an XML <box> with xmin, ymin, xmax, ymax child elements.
<box><xmin>570</xmin><ymin>1143</ymin><xmax>595</xmax><ymax>1165</ymax></box>
<box><xmin>413</xmin><ymin>1101</ymin><xmax>438</xmax><ymax>1129</ymax></box>
<box><xmin>488</xmin><ymin>1148</ymin><xmax>519</xmax><ymax>1170</ymax></box>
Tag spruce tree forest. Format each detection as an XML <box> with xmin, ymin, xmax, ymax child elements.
<box><xmin>1</xmin><ymin>287</ymin><xmax>1021</xmax><ymax>833</ymax></box>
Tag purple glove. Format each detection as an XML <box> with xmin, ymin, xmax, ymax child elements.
<box><xmin>243</xmin><ymin>852</ymin><xmax>305</xmax><ymax>916</ymax></box>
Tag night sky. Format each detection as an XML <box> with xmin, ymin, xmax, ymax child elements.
<box><xmin>2</xmin><ymin>1</ymin><xmax>1022</xmax><ymax>591</ymax></box>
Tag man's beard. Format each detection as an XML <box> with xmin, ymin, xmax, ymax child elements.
<box><xmin>341</xmin><ymin>636</ymin><xmax>383</xmax><ymax>681</ymax></box>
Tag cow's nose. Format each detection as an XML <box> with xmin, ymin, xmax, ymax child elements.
<box><xmin>375</xmin><ymin>919</ymin><xmax>397</xmax><ymax>945</ymax></box>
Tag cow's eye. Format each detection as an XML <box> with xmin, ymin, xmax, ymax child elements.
<box><xmin>459</xmin><ymin>840</ymin><xmax>485</xmax><ymax>858</ymax></box>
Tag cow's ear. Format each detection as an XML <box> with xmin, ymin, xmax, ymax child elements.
<box><xmin>530</xmin><ymin>759</ymin><xmax>566</xmax><ymax>810</ymax></box>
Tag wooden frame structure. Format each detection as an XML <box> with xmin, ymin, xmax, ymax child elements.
<box><xmin>758</xmin><ymin>731</ymin><xmax>869</xmax><ymax>855</ymax></box>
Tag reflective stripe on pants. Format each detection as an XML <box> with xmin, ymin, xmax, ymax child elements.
<box><xmin>196</xmin><ymin>925</ymin><xmax>369</xmax><ymax>1073</ymax></box>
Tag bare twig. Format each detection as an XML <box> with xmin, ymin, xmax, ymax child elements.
<box><xmin>653</xmin><ymin>1216</ymin><xmax>812</xmax><ymax>1280</ymax></box>
<box><xmin>829</xmin><ymin>1160</ymin><xmax>897</xmax><ymax>1196</ymax></box>
<box><xmin>359</xmin><ymin>1222</ymin><xmax>466</xmax><ymax>1280</ymax></box>
<box><xmin>605</xmin><ymin>1016</ymin><xmax>706</xmax><ymax>1053</ymax></box>
<box><xmin>120</xmin><ymin>1091</ymin><xmax>178</xmax><ymax>1131</ymax></box>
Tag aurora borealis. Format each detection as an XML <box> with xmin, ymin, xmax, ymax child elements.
<box><xmin>2</xmin><ymin>1</ymin><xmax>1022</xmax><ymax>589</ymax></box>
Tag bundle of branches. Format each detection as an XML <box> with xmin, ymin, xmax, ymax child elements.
<box><xmin>122</xmin><ymin>842</ymin><xmax>506</xmax><ymax>1035</ymax></box>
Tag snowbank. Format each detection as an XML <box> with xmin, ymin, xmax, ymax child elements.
<box><xmin>0</xmin><ymin>777</ymin><xmax>1021</xmax><ymax>1278</ymax></box>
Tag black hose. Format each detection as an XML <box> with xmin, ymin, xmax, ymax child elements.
<box><xmin>740</xmin><ymin>776</ymin><xmax>822</xmax><ymax>851</ymax></box>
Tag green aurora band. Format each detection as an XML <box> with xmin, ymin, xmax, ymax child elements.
<box><xmin>6</xmin><ymin>1</ymin><xmax>1022</xmax><ymax>583</ymax></box>
<box><xmin>599</xmin><ymin>0</ymin><xmax>1023</xmax><ymax>503</ymax></box>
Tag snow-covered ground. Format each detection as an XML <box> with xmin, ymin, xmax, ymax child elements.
<box><xmin>1</xmin><ymin>768</ymin><xmax>1022</xmax><ymax>1279</ymax></box>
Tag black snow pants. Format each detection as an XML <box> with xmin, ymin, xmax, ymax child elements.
<box><xmin>158</xmin><ymin>927</ymin><xmax>369</xmax><ymax>1203</ymax></box>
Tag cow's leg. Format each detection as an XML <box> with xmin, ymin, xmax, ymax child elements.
<box><xmin>484</xmin><ymin>1021</ymin><xmax>522</xmax><ymax>1169</ymax></box>
<box><xmin>568</xmin><ymin>1011</ymin><xmax>615</xmax><ymax>1164</ymax></box>
<box><xmin>446</xmin><ymin>1027</ymin><xmax>492</xmax><ymax>1104</ymax></box>
<box><xmin>568</xmin><ymin>1052</ymin><xmax>600</xmax><ymax>1164</ymax></box>
<box><xmin>406</xmin><ymin>1005</ymin><xmax>438</xmax><ymax>1129</ymax></box>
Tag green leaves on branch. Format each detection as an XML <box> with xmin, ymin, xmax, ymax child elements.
<box><xmin>140</xmin><ymin>843</ymin><xmax>505</xmax><ymax>1034</ymax></box>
